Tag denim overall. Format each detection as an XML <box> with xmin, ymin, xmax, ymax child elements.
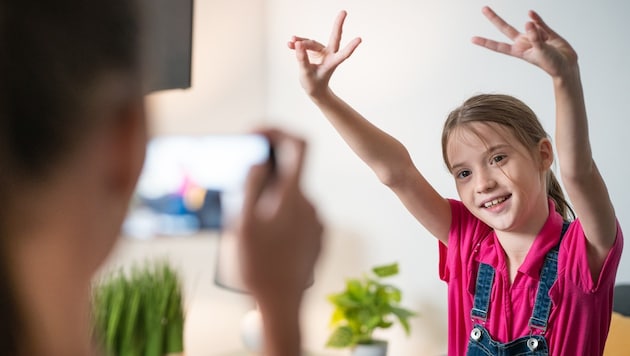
<box><xmin>466</xmin><ymin>222</ymin><xmax>569</xmax><ymax>356</ymax></box>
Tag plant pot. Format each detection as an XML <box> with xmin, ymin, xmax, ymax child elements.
<box><xmin>352</xmin><ymin>340</ymin><xmax>388</xmax><ymax>356</ymax></box>
<box><xmin>241</xmin><ymin>308</ymin><xmax>264</xmax><ymax>353</ymax></box>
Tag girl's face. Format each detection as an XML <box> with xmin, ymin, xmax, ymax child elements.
<box><xmin>446</xmin><ymin>122</ymin><xmax>553</xmax><ymax>234</ymax></box>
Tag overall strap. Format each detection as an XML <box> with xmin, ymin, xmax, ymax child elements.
<box><xmin>470</xmin><ymin>262</ymin><xmax>495</xmax><ymax>323</ymax></box>
<box><xmin>529</xmin><ymin>221</ymin><xmax>570</xmax><ymax>332</ymax></box>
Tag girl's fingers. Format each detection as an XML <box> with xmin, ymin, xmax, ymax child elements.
<box><xmin>298</xmin><ymin>39</ymin><xmax>326</xmax><ymax>52</ymax></box>
<box><xmin>482</xmin><ymin>6</ymin><xmax>520</xmax><ymax>41</ymax></box>
<box><xmin>288</xmin><ymin>36</ymin><xmax>306</xmax><ymax>49</ymax></box>
<box><xmin>529</xmin><ymin>10</ymin><xmax>559</xmax><ymax>39</ymax></box>
<box><xmin>471</xmin><ymin>36</ymin><xmax>513</xmax><ymax>56</ymax></box>
<box><xmin>288</xmin><ymin>37</ymin><xmax>326</xmax><ymax>52</ymax></box>
<box><xmin>336</xmin><ymin>37</ymin><xmax>362</xmax><ymax>63</ymax></box>
<box><xmin>328</xmin><ymin>10</ymin><xmax>347</xmax><ymax>53</ymax></box>
<box><xmin>292</xmin><ymin>36</ymin><xmax>309</xmax><ymax>42</ymax></box>
<box><xmin>525</xmin><ymin>22</ymin><xmax>543</xmax><ymax>50</ymax></box>
<box><xmin>294</xmin><ymin>41</ymin><xmax>312</xmax><ymax>70</ymax></box>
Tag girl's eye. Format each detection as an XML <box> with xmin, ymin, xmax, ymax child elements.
<box><xmin>457</xmin><ymin>170</ymin><xmax>471</xmax><ymax>179</ymax></box>
<box><xmin>491</xmin><ymin>155</ymin><xmax>506</xmax><ymax>165</ymax></box>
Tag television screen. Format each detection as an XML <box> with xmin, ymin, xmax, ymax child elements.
<box><xmin>123</xmin><ymin>134</ymin><xmax>271</xmax><ymax>238</ymax></box>
<box><xmin>141</xmin><ymin>0</ymin><xmax>193</xmax><ymax>92</ymax></box>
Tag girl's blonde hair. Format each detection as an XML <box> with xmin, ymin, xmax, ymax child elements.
<box><xmin>441</xmin><ymin>94</ymin><xmax>575</xmax><ymax>221</ymax></box>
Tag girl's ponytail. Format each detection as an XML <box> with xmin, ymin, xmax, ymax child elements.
<box><xmin>547</xmin><ymin>171</ymin><xmax>575</xmax><ymax>221</ymax></box>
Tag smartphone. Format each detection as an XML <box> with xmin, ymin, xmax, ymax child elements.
<box><xmin>125</xmin><ymin>134</ymin><xmax>272</xmax><ymax>237</ymax></box>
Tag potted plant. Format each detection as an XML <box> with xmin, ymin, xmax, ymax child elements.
<box><xmin>91</xmin><ymin>259</ymin><xmax>185</xmax><ymax>356</ymax></box>
<box><xmin>326</xmin><ymin>262</ymin><xmax>416</xmax><ymax>356</ymax></box>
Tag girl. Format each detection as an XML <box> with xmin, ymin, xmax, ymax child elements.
<box><xmin>288</xmin><ymin>7</ymin><xmax>623</xmax><ymax>356</ymax></box>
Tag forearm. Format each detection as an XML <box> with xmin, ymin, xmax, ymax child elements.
<box><xmin>257</xmin><ymin>294</ymin><xmax>302</xmax><ymax>356</ymax></box>
<box><xmin>553</xmin><ymin>64</ymin><xmax>617</xmax><ymax>253</ymax></box>
<box><xmin>311</xmin><ymin>89</ymin><xmax>414</xmax><ymax>186</ymax></box>
<box><xmin>553</xmin><ymin>65</ymin><xmax>593</xmax><ymax>179</ymax></box>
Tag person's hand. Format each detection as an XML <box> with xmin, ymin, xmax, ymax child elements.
<box><xmin>288</xmin><ymin>10</ymin><xmax>362</xmax><ymax>99</ymax></box>
<box><xmin>472</xmin><ymin>6</ymin><xmax>578</xmax><ymax>79</ymax></box>
<box><xmin>235</xmin><ymin>129</ymin><xmax>323</xmax><ymax>302</ymax></box>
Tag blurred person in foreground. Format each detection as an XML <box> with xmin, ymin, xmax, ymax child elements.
<box><xmin>0</xmin><ymin>1</ymin><xmax>322</xmax><ymax>355</ymax></box>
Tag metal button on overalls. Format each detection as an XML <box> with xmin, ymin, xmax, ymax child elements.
<box><xmin>470</xmin><ymin>327</ymin><xmax>482</xmax><ymax>341</ymax></box>
<box><xmin>527</xmin><ymin>338</ymin><xmax>539</xmax><ymax>351</ymax></box>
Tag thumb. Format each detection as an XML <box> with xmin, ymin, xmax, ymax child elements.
<box><xmin>241</xmin><ymin>162</ymin><xmax>271</xmax><ymax>222</ymax></box>
<box><xmin>295</xmin><ymin>41</ymin><xmax>312</xmax><ymax>72</ymax></box>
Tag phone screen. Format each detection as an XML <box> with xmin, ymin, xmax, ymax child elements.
<box><xmin>124</xmin><ymin>134</ymin><xmax>271</xmax><ymax>238</ymax></box>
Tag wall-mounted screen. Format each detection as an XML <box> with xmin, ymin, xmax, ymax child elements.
<box><xmin>141</xmin><ymin>0</ymin><xmax>193</xmax><ymax>92</ymax></box>
<box><xmin>123</xmin><ymin>134</ymin><xmax>271</xmax><ymax>238</ymax></box>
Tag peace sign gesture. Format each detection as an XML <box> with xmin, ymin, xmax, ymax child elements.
<box><xmin>288</xmin><ymin>10</ymin><xmax>362</xmax><ymax>99</ymax></box>
<box><xmin>472</xmin><ymin>6</ymin><xmax>578</xmax><ymax>78</ymax></box>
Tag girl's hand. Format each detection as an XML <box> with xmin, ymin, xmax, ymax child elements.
<box><xmin>472</xmin><ymin>6</ymin><xmax>578</xmax><ymax>79</ymax></box>
<box><xmin>288</xmin><ymin>10</ymin><xmax>362</xmax><ymax>99</ymax></box>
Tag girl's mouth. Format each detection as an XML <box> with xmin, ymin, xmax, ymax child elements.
<box><xmin>483</xmin><ymin>195</ymin><xmax>511</xmax><ymax>208</ymax></box>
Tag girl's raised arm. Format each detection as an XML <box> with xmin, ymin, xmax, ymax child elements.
<box><xmin>472</xmin><ymin>7</ymin><xmax>617</xmax><ymax>276</ymax></box>
<box><xmin>288</xmin><ymin>11</ymin><xmax>451</xmax><ymax>243</ymax></box>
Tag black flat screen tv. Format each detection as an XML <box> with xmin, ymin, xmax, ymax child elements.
<box><xmin>141</xmin><ymin>0</ymin><xmax>193</xmax><ymax>92</ymax></box>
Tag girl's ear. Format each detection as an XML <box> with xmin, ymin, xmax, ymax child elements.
<box><xmin>537</xmin><ymin>138</ymin><xmax>554</xmax><ymax>171</ymax></box>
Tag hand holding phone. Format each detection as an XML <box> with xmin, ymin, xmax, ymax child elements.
<box><xmin>236</xmin><ymin>129</ymin><xmax>323</xmax><ymax>356</ymax></box>
<box><xmin>215</xmin><ymin>130</ymin><xmax>322</xmax><ymax>293</ymax></box>
<box><xmin>237</xmin><ymin>129</ymin><xmax>322</xmax><ymax>291</ymax></box>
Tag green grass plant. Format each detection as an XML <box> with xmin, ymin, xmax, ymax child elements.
<box><xmin>91</xmin><ymin>260</ymin><xmax>184</xmax><ymax>356</ymax></box>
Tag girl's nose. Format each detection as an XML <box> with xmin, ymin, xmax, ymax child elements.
<box><xmin>475</xmin><ymin>170</ymin><xmax>497</xmax><ymax>193</ymax></box>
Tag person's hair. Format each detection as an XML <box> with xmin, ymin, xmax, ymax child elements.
<box><xmin>441</xmin><ymin>93</ymin><xmax>575</xmax><ymax>221</ymax></box>
<box><xmin>0</xmin><ymin>0</ymin><xmax>142</xmax><ymax>352</ymax></box>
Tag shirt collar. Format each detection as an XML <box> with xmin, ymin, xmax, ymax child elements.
<box><xmin>518</xmin><ymin>199</ymin><xmax>564</xmax><ymax>278</ymax></box>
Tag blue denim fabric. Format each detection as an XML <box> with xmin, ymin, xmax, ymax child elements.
<box><xmin>466</xmin><ymin>222</ymin><xmax>569</xmax><ymax>356</ymax></box>
<box><xmin>466</xmin><ymin>325</ymin><xmax>548</xmax><ymax>356</ymax></box>
<box><xmin>471</xmin><ymin>263</ymin><xmax>495</xmax><ymax>322</ymax></box>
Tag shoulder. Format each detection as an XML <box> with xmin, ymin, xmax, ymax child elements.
<box><xmin>558</xmin><ymin>218</ymin><xmax>623</xmax><ymax>292</ymax></box>
<box><xmin>448</xmin><ymin>199</ymin><xmax>492</xmax><ymax>244</ymax></box>
<box><xmin>443</xmin><ymin>199</ymin><xmax>494</xmax><ymax>266</ymax></box>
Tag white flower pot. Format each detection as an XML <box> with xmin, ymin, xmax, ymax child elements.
<box><xmin>352</xmin><ymin>340</ymin><xmax>388</xmax><ymax>356</ymax></box>
<box><xmin>241</xmin><ymin>308</ymin><xmax>264</xmax><ymax>352</ymax></box>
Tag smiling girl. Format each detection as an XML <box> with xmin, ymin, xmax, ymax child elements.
<box><xmin>288</xmin><ymin>7</ymin><xmax>623</xmax><ymax>356</ymax></box>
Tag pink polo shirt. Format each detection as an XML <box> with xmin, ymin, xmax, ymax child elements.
<box><xmin>439</xmin><ymin>199</ymin><xmax>623</xmax><ymax>356</ymax></box>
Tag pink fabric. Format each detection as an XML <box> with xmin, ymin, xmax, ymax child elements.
<box><xmin>439</xmin><ymin>199</ymin><xmax>623</xmax><ymax>356</ymax></box>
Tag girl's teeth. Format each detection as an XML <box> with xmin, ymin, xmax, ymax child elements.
<box><xmin>484</xmin><ymin>197</ymin><xmax>506</xmax><ymax>208</ymax></box>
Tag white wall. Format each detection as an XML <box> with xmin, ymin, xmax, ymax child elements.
<box><xmin>146</xmin><ymin>0</ymin><xmax>268</xmax><ymax>136</ymax></box>
<box><xmin>118</xmin><ymin>0</ymin><xmax>630</xmax><ymax>355</ymax></box>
